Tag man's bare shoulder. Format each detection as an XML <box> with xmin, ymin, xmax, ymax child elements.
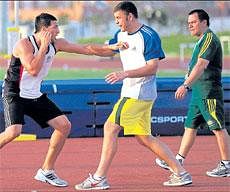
<box><xmin>14</xmin><ymin>38</ymin><xmax>33</xmax><ymax>56</ymax></box>
<box><xmin>17</xmin><ymin>38</ymin><xmax>32</xmax><ymax>47</ymax></box>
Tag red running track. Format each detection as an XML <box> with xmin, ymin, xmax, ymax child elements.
<box><xmin>1</xmin><ymin>136</ymin><xmax>230</xmax><ymax>192</ymax></box>
<box><xmin>1</xmin><ymin>56</ymin><xmax>230</xmax><ymax>70</ymax></box>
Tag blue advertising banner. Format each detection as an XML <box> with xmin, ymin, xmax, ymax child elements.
<box><xmin>0</xmin><ymin>78</ymin><xmax>229</xmax><ymax>138</ymax></box>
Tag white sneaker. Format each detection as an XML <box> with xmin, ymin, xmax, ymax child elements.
<box><xmin>75</xmin><ymin>173</ymin><xmax>110</xmax><ymax>190</ymax></box>
<box><xmin>155</xmin><ymin>158</ymin><xmax>171</xmax><ymax>170</ymax></box>
<box><xmin>163</xmin><ymin>172</ymin><xmax>192</xmax><ymax>187</ymax></box>
<box><xmin>206</xmin><ymin>161</ymin><xmax>230</xmax><ymax>177</ymax></box>
<box><xmin>155</xmin><ymin>158</ymin><xmax>183</xmax><ymax>171</ymax></box>
<box><xmin>34</xmin><ymin>168</ymin><xmax>68</xmax><ymax>187</ymax></box>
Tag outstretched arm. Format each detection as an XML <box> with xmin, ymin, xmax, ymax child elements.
<box><xmin>55</xmin><ymin>38</ymin><xmax>93</xmax><ymax>55</ymax></box>
<box><xmin>55</xmin><ymin>38</ymin><xmax>127</xmax><ymax>57</ymax></box>
<box><xmin>87</xmin><ymin>41</ymin><xmax>128</xmax><ymax>57</ymax></box>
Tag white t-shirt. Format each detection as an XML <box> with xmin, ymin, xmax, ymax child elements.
<box><xmin>109</xmin><ymin>25</ymin><xmax>165</xmax><ymax>101</ymax></box>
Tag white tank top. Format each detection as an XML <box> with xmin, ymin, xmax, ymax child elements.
<box><xmin>19</xmin><ymin>35</ymin><xmax>56</xmax><ymax>99</ymax></box>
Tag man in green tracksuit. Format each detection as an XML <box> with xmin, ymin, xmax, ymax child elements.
<box><xmin>156</xmin><ymin>9</ymin><xmax>230</xmax><ymax>177</ymax></box>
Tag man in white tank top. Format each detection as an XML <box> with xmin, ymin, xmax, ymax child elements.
<box><xmin>0</xmin><ymin>13</ymin><xmax>118</xmax><ymax>187</ymax></box>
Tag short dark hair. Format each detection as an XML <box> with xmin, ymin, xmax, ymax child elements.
<box><xmin>113</xmin><ymin>1</ymin><xmax>138</xmax><ymax>18</ymax></box>
<box><xmin>189</xmin><ymin>9</ymin><xmax>210</xmax><ymax>26</ymax></box>
<box><xmin>35</xmin><ymin>13</ymin><xmax>57</xmax><ymax>33</ymax></box>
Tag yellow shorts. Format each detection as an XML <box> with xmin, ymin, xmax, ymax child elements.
<box><xmin>108</xmin><ymin>97</ymin><xmax>153</xmax><ymax>135</ymax></box>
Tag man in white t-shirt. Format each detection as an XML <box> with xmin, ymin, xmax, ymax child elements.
<box><xmin>75</xmin><ymin>1</ymin><xmax>192</xmax><ymax>190</ymax></box>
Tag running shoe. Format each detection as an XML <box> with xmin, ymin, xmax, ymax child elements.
<box><xmin>163</xmin><ymin>172</ymin><xmax>192</xmax><ymax>186</ymax></box>
<box><xmin>206</xmin><ymin>161</ymin><xmax>230</xmax><ymax>177</ymax></box>
<box><xmin>34</xmin><ymin>168</ymin><xmax>68</xmax><ymax>187</ymax></box>
<box><xmin>155</xmin><ymin>158</ymin><xmax>183</xmax><ymax>171</ymax></box>
<box><xmin>75</xmin><ymin>173</ymin><xmax>110</xmax><ymax>190</ymax></box>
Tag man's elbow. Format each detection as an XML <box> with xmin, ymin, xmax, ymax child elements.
<box><xmin>149</xmin><ymin>66</ymin><xmax>158</xmax><ymax>75</ymax></box>
<box><xmin>27</xmin><ymin>69</ymin><xmax>39</xmax><ymax>76</ymax></box>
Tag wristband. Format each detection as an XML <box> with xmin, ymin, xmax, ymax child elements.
<box><xmin>182</xmin><ymin>84</ymin><xmax>190</xmax><ymax>90</ymax></box>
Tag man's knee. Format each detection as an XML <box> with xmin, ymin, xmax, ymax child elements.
<box><xmin>5</xmin><ymin>125</ymin><xmax>22</xmax><ymax>139</ymax></box>
<box><xmin>212</xmin><ymin>128</ymin><xmax>228</xmax><ymax>137</ymax></box>
<box><xmin>50</xmin><ymin>116</ymin><xmax>71</xmax><ymax>136</ymax></box>
<box><xmin>61</xmin><ymin>119</ymin><xmax>71</xmax><ymax>136</ymax></box>
<box><xmin>104</xmin><ymin>121</ymin><xmax>121</xmax><ymax>135</ymax></box>
<box><xmin>135</xmin><ymin>135</ymin><xmax>153</xmax><ymax>147</ymax></box>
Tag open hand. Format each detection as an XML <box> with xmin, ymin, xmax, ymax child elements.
<box><xmin>40</xmin><ymin>31</ymin><xmax>52</xmax><ymax>50</ymax></box>
<box><xmin>109</xmin><ymin>41</ymin><xmax>129</xmax><ymax>50</ymax></box>
<box><xmin>105</xmin><ymin>71</ymin><xmax>128</xmax><ymax>84</ymax></box>
<box><xmin>175</xmin><ymin>85</ymin><xmax>187</xmax><ymax>100</ymax></box>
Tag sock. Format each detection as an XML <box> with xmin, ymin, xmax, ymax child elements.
<box><xmin>93</xmin><ymin>174</ymin><xmax>104</xmax><ymax>180</ymax></box>
<box><xmin>173</xmin><ymin>171</ymin><xmax>187</xmax><ymax>177</ymax></box>
<box><xmin>42</xmin><ymin>169</ymin><xmax>53</xmax><ymax>174</ymax></box>
<box><xmin>176</xmin><ymin>154</ymin><xmax>185</xmax><ymax>164</ymax></box>
<box><xmin>222</xmin><ymin>160</ymin><xmax>230</xmax><ymax>168</ymax></box>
